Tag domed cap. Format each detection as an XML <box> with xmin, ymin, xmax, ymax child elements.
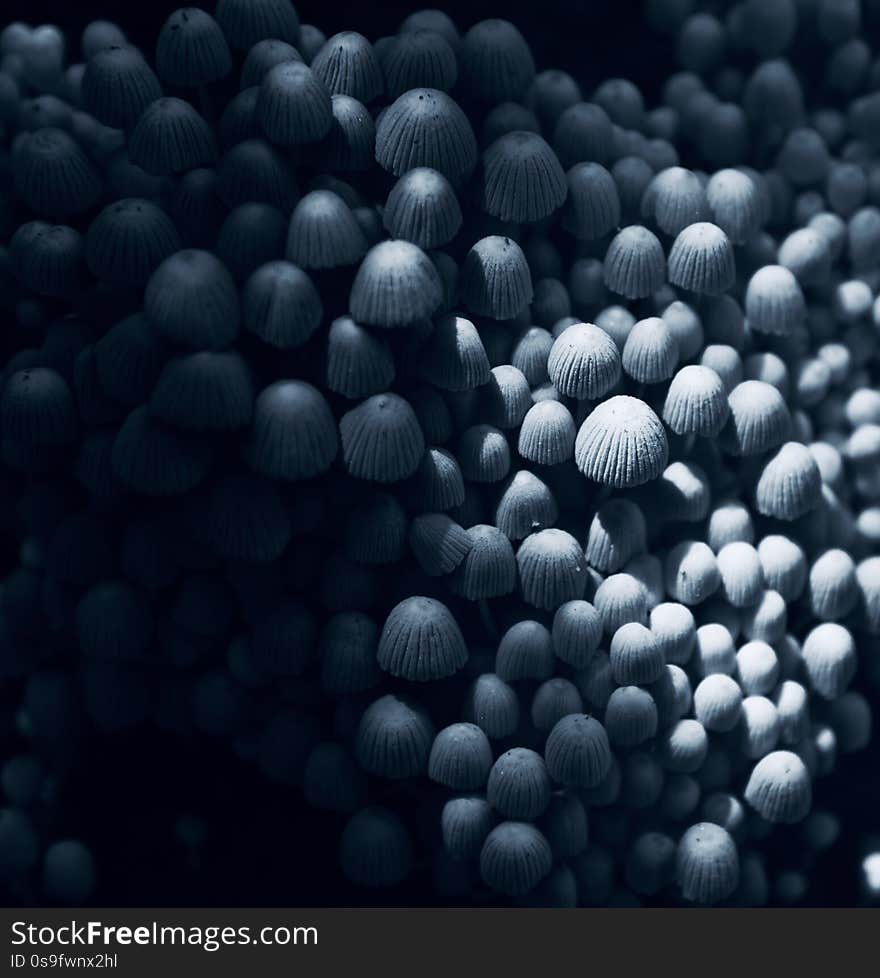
<box><xmin>551</xmin><ymin>600</ymin><xmax>602</xmax><ymax>669</ymax></box>
<box><xmin>340</xmin><ymin>392</ymin><xmax>425</xmax><ymax>483</ymax></box>
<box><xmin>745</xmin><ymin>265</ymin><xmax>806</xmax><ymax>336</ymax></box>
<box><xmin>610</xmin><ymin>621</ymin><xmax>665</xmax><ymax>685</ymax></box>
<box><xmin>676</xmin><ymin>822</ymin><xmax>739</xmax><ymax>904</ymax></box>
<box><xmin>518</xmin><ymin>401</ymin><xmax>576</xmax><ymax>466</ymax></box>
<box><xmin>544</xmin><ymin>714</ymin><xmax>613</xmax><ymax>788</ymax></box>
<box><xmin>355</xmin><ymin>693</ymin><xmax>434</xmax><ymax>779</ymax></box>
<box><xmin>339</xmin><ymin>807</ymin><xmax>413</xmax><ymax>887</ymax></box>
<box><xmin>644</xmin><ymin>166</ymin><xmax>709</xmax><ymax>236</ymax></box>
<box><xmin>460</xmin><ymin>235</ymin><xmax>533</xmax><ymax>320</ymax></box>
<box><xmin>14</xmin><ymin>128</ymin><xmax>102</xmax><ymax>220</ymax></box>
<box><xmin>603</xmin><ymin>225</ymin><xmax>666</xmax><ymax>299</ymax></box>
<box><xmin>257</xmin><ymin>61</ymin><xmax>332</xmax><ymax>145</ymax></box>
<box><xmin>705</xmin><ymin>168</ymin><xmax>762</xmax><ymax>244</ymax></box>
<box><xmin>605</xmin><ymin>686</ymin><xmax>658</xmax><ymax>748</ymax></box>
<box><xmin>85</xmin><ymin>198</ymin><xmax>181</xmax><ymax>288</ymax></box>
<box><xmin>494</xmin><ymin>470</ymin><xmax>557</xmax><ymax>540</ymax></box>
<box><xmin>129</xmin><ymin>97</ymin><xmax>217</xmax><ymax>175</ymax></box>
<box><xmin>663</xmin><ymin>365</ymin><xmax>729</xmax><ymax>437</ymax></box>
<box><xmin>246</xmin><ymin>380</ymin><xmax>337</xmax><ymax>480</ymax></box>
<box><xmin>383</xmin><ymin>167</ymin><xmax>462</xmax><ymax>249</ymax></box>
<box><xmin>480</xmin><ymin>821</ymin><xmax>552</xmax><ymax>897</ymax></box>
<box><xmin>378</xmin><ymin>596</ymin><xmax>468</xmax><ymax>682</ymax></box>
<box><xmin>242</xmin><ymin>260</ymin><xmax>322</xmax><ymax>349</ymax></box>
<box><xmin>802</xmin><ymin>622</ymin><xmax>856</xmax><ymax>700</ymax></box>
<box><xmin>481</xmin><ymin>131</ymin><xmax>567</xmax><ymax>224</ymax></box>
<box><xmin>216</xmin><ymin>138</ymin><xmax>299</xmax><ymax>211</ymax></box>
<box><xmin>459</xmin><ymin>19</ymin><xmax>535</xmax><ymax>103</ymax></box>
<box><xmin>575</xmin><ymin>395</ymin><xmax>668</xmax><ymax>488</ymax></box>
<box><xmin>325</xmin><ymin>315</ymin><xmax>395</xmax><ymax>399</ymax></box>
<box><xmin>667</xmin><ymin>222</ymin><xmax>735</xmax><ymax>295</ymax></box>
<box><xmin>156</xmin><ymin>8</ymin><xmax>231</xmax><ymax>87</ymax></box>
<box><xmin>429</xmin><ymin>723</ymin><xmax>493</xmax><ymax>790</ymax></box>
<box><xmin>755</xmin><ymin>442</ymin><xmax>823</xmax><ymax>520</ymax></box>
<box><xmin>665</xmin><ymin>541</ymin><xmax>720</xmax><ymax>606</ymax></box>
<box><xmin>380</xmin><ymin>30</ymin><xmax>458</xmax><ymax>101</ymax></box>
<box><xmin>531</xmin><ymin>679</ymin><xmax>584</xmax><ymax>734</ymax></box>
<box><xmin>145</xmin><ymin>249</ymin><xmax>239</xmax><ymax>350</ymax></box>
<box><xmin>441</xmin><ymin>795</ymin><xmax>495</xmax><ymax>862</ymax></box>
<box><xmin>723</xmin><ymin>381</ymin><xmax>791</xmax><ymax>456</ymax></box>
<box><xmin>285</xmin><ymin>190</ymin><xmax>367</xmax><ymax>269</ymax></box>
<box><xmin>552</xmin><ymin>101</ymin><xmax>614</xmax><ymax>169</ymax></box>
<box><xmin>408</xmin><ymin>513</ymin><xmax>471</xmax><ymax>577</ymax></box>
<box><xmin>487</xmin><ymin>748</ymin><xmax>552</xmax><ymax>819</ymax></box>
<box><xmin>622</xmin><ymin>317</ymin><xmax>679</xmax><ymax>384</ymax></box>
<box><xmin>215</xmin><ymin>0</ymin><xmax>301</xmax><ymax>52</ymax></box>
<box><xmin>9</xmin><ymin>223</ymin><xmax>85</xmax><ymax>299</ymax></box>
<box><xmin>517</xmin><ymin>529</ymin><xmax>587</xmax><ymax>610</ymax></box>
<box><xmin>585</xmin><ymin>498</ymin><xmax>646</xmax><ymax>573</ymax></box>
<box><xmin>449</xmin><ymin>524</ymin><xmax>516</xmax><ymax>600</ymax></box>
<box><xmin>548</xmin><ymin>322</ymin><xmax>621</xmax><ymax>400</ymax></box>
<box><xmin>240</xmin><ymin>39</ymin><xmax>302</xmax><ymax>89</ymax></box>
<box><xmin>319</xmin><ymin>612</ymin><xmax>381</xmax><ymax>695</ymax></box>
<box><xmin>744</xmin><ymin>751</ymin><xmax>811</xmax><ymax>824</ymax></box>
<box><xmin>693</xmin><ymin>673</ymin><xmax>742</xmax><ymax>732</ymax></box>
<box><xmin>320</xmin><ymin>94</ymin><xmax>375</xmax><ymax>171</ymax></box>
<box><xmin>82</xmin><ymin>46</ymin><xmax>162</xmax><ymax>129</ymax></box>
<box><xmin>350</xmin><ymin>240</ymin><xmax>443</xmax><ymax>327</ymax></box>
<box><xmin>463</xmin><ymin>673</ymin><xmax>520</xmax><ymax>738</ymax></box>
<box><xmin>311</xmin><ymin>31</ymin><xmax>382</xmax><ymax>103</ymax></box>
<box><xmin>375</xmin><ymin>88</ymin><xmax>477</xmax><ymax>181</ymax></box>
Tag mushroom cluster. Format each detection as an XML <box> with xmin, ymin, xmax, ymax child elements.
<box><xmin>0</xmin><ymin>0</ymin><xmax>878</xmax><ymax>907</ymax></box>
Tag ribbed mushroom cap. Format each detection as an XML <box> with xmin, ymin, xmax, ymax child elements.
<box><xmin>480</xmin><ymin>821</ymin><xmax>552</xmax><ymax>897</ymax></box>
<box><xmin>694</xmin><ymin>623</ymin><xmax>736</xmax><ymax>677</ymax></box>
<box><xmin>145</xmin><ymin>249</ymin><xmax>239</xmax><ymax>350</ymax></box>
<box><xmin>340</xmin><ymin>392</ymin><xmax>424</xmax><ymax>483</ymax></box>
<box><xmin>156</xmin><ymin>8</ymin><xmax>231</xmax><ymax>86</ymax></box>
<box><xmin>495</xmin><ymin>470</ymin><xmax>558</xmax><ymax>540</ymax></box>
<box><xmin>311</xmin><ymin>31</ymin><xmax>382</xmax><ymax>103</ymax></box>
<box><xmin>82</xmin><ymin>46</ymin><xmax>162</xmax><ymax>130</ymax></box>
<box><xmin>441</xmin><ymin>795</ymin><xmax>495</xmax><ymax>861</ymax></box>
<box><xmin>449</xmin><ymin>524</ymin><xmax>516</xmax><ymax>600</ymax></box>
<box><xmin>594</xmin><ymin>572</ymin><xmax>649</xmax><ymax>634</ymax></box>
<box><xmin>285</xmin><ymin>190</ymin><xmax>367</xmax><ymax>269</ymax></box>
<box><xmin>9</xmin><ymin>222</ymin><xmax>84</xmax><ymax>299</ymax></box>
<box><xmin>660</xmin><ymin>718</ymin><xmax>708</xmax><ymax>773</ymax></box>
<box><xmin>745</xmin><ymin>264</ymin><xmax>806</xmax><ymax>336</ymax></box>
<box><xmin>464</xmin><ymin>673</ymin><xmax>520</xmax><ymax>738</ymax></box>
<box><xmin>551</xmin><ymin>600</ymin><xmax>602</xmax><ymax>669</ymax></box>
<box><xmin>622</xmin><ymin>317</ymin><xmax>679</xmax><ymax>384</ymax></box>
<box><xmin>723</xmin><ymin>381</ymin><xmax>791</xmax><ymax>456</ymax></box>
<box><xmin>665</xmin><ymin>541</ymin><xmax>720</xmax><ymax>606</ymax></box>
<box><xmin>14</xmin><ymin>128</ymin><xmax>102</xmax><ymax>220</ymax></box>
<box><xmin>603</xmin><ymin>225</ymin><xmax>666</xmax><ymax>299</ymax></box>
<box><xmin>460</xmin><ymin>235</ymin><xmax>533</xmax><ymax>320</ymax></box>
<box><xmin>85</xmin><ymin>198</ymin><xmax>180</xmax><ymax>288</ymax></box>
<box><xmin>343</xmin><ymin>491</ymin><xmax>407</xmax><ymax>564</ymax></box>
<box><xmin>700</xmin><ymin>345</ymin><xmax>742</xmax><ymax>394</ymax></box>
<box><xmin>149</xmin><ymin>350</ymin><xmax>253</xmax><ymax>432</ymax></box>
<box><xmin>215</xmin><ymin>0</ymin><xmax>301</xmax><ymax>51</ymax></box>
<box><xmin>575</xmin><ymin>395</ymin><xmax>668</xmax><ymax>488</ymax></box>
<box><xmin>693</xmin><ymin>673</ymin><xmax>742</xmax><ymax>732</ymax></box>
<box><xmin>531</xmin><ymin>679</ymin><xmax>584</xmax><ymax>734</ymax></box>
<box><xmin>487</xmin><ymin>747</ymin><xmax>552</xmax><ymax>819</ymax></box>
<box><xmin>383</xmin><ymin>167</ymin><xmax>462</xmax><ymax>249</ymax></box>
<box><xmin>216</xmin><ymin>138</ymin><xmax>299</xmax><ymax>211</ymax></box>
<box><xmin>129</xmin><ymin>97</ymin><xmax>217</xmax><ymax>175</ymax></box>
<box><xmin>518</xmin><ymin>401</ymin><xmax>576</xmax><ymax>466</ymax></box>
<box><xmin>459</xmin><ymin>18</ymin><xmax>535</xmax><ymax>103</ymax></box>
<box><xmin>676</xmin><ymin>822</ymin><xmax>739</xmax><ymax>904</ymax></box>
<box><xmin>552</xmin><ymin>101</ymin><xmax>614</xmax><ymax>169</ymax></box>
<box><xmin>408</xmin><ymin>513</ymin><xmax>472</xmax><ymax>577</ymax></box>
<box><xmin>561</xmin><ymin>162</ymin><xmax>620</xmax><ymax>240</ymax></box>
<box><xmin>610</xmin><ymin>621</ymin><xmax>665</xmax><ymax>685</ymax></box>
<box><xmin>802</xmin><ymin>622</ymin><xmax>856</xmax><ymax>700</ymax></box>
<box><xmin>240</xmin><ymin>39</ymin><xmax>302</xmax><ymax>89</ymax></box>
<box><xmin>377</xmin><ymin>595</ymin><xmax>468</xmax><ymax>682</ymax></box>
<box><xmin>319</xmin><ymin>612</ymin><xmax>381</xmax><ymax>695</ymax></box>
<box><xmin>246</xmin><ymin>380</ymin><xmax>337</xmax><ymax>480</ymax></box>
<box><xmin>457</xmin><ymin>424</ymin><xmax>511</xmax><ymax>483</ymax></box>
<box><xmin>375</xmin><ymin>88</ymin><xmax>477</xmax><ymax>180</ymax></box>
<box><xmin>585</xmin><ymin>498</ymin><xmax>646</xmax><ymax>573</ymax></box>
<box><xmin>663</xmin><ymin>365</ymin><xmax>729</xmax><ymax>438</ymax></box>
<box><xmin>667</xmin><ymin>221</ymin><xmax>735</xmax><ymax>295</ymax></box>
<box><xmin>355</xmin><ymin>693</ymin><xmax>434</xmax><ymax>778</ymax></box>
<box><xmin>429</xmin><ymin>724</ymin><xmax>493</xmax><ymax>791</ymax></box>
<box><xmin>716</xmin><ymin>542</ymin><xmax>763</xmax><ymax>608</ymax></box>
<box><xmin>257</xmin><ymin>60</ymin><xmax>332</xmax><ymax>145</ymax></box>
<box><xmin>744</xmin><ymin>751</ymin><xmax>812</xmax><ymax>824</ymax></box>
<box><xmin>481</xmin><ymin>130</ymin><xmax>567</xmax><ymax>224</ymax></box>
<box><xmin>755</xmin><ymin>442</ymin><xmax>823</xmax><ymax>521</ymax></box>
<box><xmin>705</xmin><ymin>169</ymin><xmax>761</xmax><ymax>244</ymax></box>
<box><xmin>650</xmin><ymin>602</ymin><xmax>696</xmax><ymax>665</ymax></box>
<box><xmin>350</xmin><ymin>240</ymin><xmax>442</xmax><ymax>327</ymax></box>
<box><xmin>548</xmin><ymin>322</ymin><xmax>621</xmax><ymax>400</ymax></box>
<box><xmin>516</xmin><ymin>528</ymin><xmax>587</xmax><ymax>610</ymax></box>
<box><xmin>644</xmin><ymin>166</ymin><xmax>709</xmax><ymax>236</ymax></box>
<box><xmin>422</xmin><ymin>315</ymin><xmax>490</xmax><ymax>391</ymax></box>
<box><xmin>380</xmin><ymin>30</ymin><xmax>458</xmax><ymax>101</ymax></box>
<box><xmin>544</xmin><ymin>714</ymin><xmax>613</xmax><ymax>788</ymax></box>
<box><xmin>320</xmin><ymin>93</ymin><xmax>375</xmax><ymax>171</ymax></box>
<box><xmin>736</xmin><ymin>642</ymin><xmax>780</xmax><ymax>697</ymax></box>
<box><xmin>242</xmin><ymin>260</ymin><xmax>322</xmax><ymax>350</ymax></box>
<box><xmin>605</xmin><ymin>686</ymin><xmax>658</xmax><ymax>748</ymax></box>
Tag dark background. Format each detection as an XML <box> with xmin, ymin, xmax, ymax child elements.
<box><xmin>0</xmin><ymin>0</ymin><xmax>877</xmax><ymax>907</ymax></box>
